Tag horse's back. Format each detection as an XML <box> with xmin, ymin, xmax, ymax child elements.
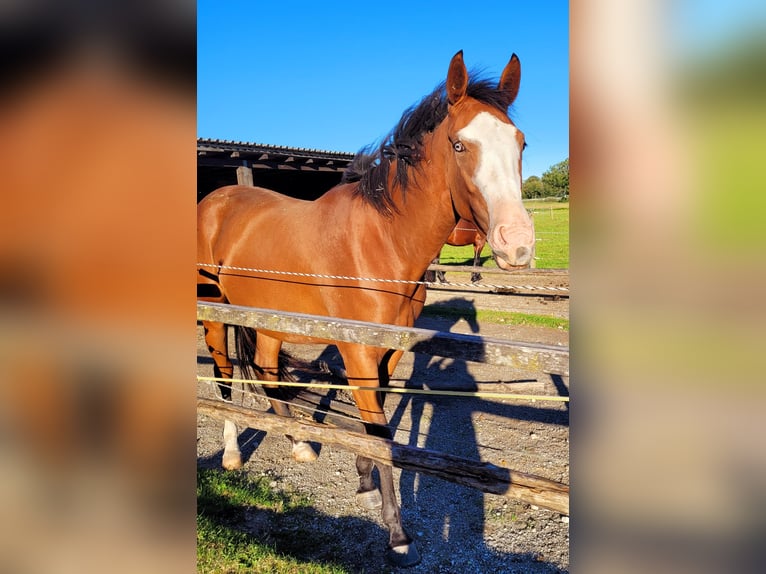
<box><xmin>198</xmin><ymin>185</ymin><xmax>303</xmax><ymax>226</ymax></box>
<box><xmin>198</xmin><ymin>185</ymin><xmax>294</xmax><ymax>298</ymax></box>
<box><xmin>197</xmin><ymin>184</ymin><xmax>340</xmax><ymax>311</ymax></box>
<box><xmin>198</xmin><ymin>185</ymin><xmax>306</xmax><ymax>254</ymax></box>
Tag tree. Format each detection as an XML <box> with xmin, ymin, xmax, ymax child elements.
<box><xmin>541</xmin><ymin>158</ymin><xmax>569</xmax><ymax>200</ymax></box>
<box><xmin>522</xmin><ymin>175</ymin><xmax>545</xmax><ymax>198</ymax></box>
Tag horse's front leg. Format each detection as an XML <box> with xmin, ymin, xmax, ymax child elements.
<box><xmin>342</xmin><ymin>344</ymin><xmax>420</xmax><ymax>567</ymax></box>
<box><xmin>354</xmin><ymin>348</ymin><xmax>404</xmax><ymax>510</ymax></box>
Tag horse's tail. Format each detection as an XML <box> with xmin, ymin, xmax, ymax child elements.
<box><xmin>233</xmin><ymin>326</ymin><xmax>299</xmax><ymax>398</ymax></box>
<box><xmin>234</xmin><ymin>325</ymin><xmax>258</xmax><ymax>382</ymax></box>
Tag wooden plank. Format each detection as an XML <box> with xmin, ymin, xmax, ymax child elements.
<box><xmin>427</xmin><ymin>264</ymin><xmax>568</xmax><ymax>277</ymax></box>
<box><xmin>198</xmin><ymin>398</ymin><xmax>569</xmax><ymax>515</ymax></box>
<box><xmin>236</xmin><ymin>165</ymin><xmax>254</xmax><ymax>186</ymax></box>
<box><xmin>197</xmin><ymin>301</ymin><xmax>569</xmax><ymax>376</ymax></box>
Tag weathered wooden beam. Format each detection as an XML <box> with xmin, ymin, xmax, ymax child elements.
<box><xmin>236</xmin><ymin>165</ymin><xmax>253</xmax><ymax>186</ymax></box>
<box><xmin>427</xmin><ymin>264</ymin><xmax>568</xmax><ymax>277</ymax></box>
<box><xmin>197</xmin><ymin>301</ymin><xmax>569</xmax><ymax>376</ymax></box>
<box><xmin>251</xmin><ymin>161</ymin><xmax>278</xmax><ymax>170</ymax></box>
<box><xmin>198</xmin><ymin>398</ymin><xmax>569</xmax><ymax>515</ymax></box>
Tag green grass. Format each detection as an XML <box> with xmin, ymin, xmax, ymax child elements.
<box><xmin>438</xmin><ymin>202</ymin><xmax>569</xmax><ymax>269</ymax></box>
<box><xmin>197</xmin><ymin>469</ymin><xmax>347</xmax><ymax>574</ymax></box>
<box><xmin>198</xmin><ymin>468</ymin><xmax>304</xmax><ymax>514</ymax></box>
<box><xmin>422</xmin><ymin>304</ymin><xmax>569</xmax><ymax>331</ymax></box>
<box><xmin>527</xmin><ymin>201</ymin><xmax>569</xmax><ymax>269</ymax></box>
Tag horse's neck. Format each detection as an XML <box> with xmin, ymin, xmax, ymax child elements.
<box><xmin>384</xmin><ymin>138</ymin><xmax>459</xmax><ymax>271</ymax></box>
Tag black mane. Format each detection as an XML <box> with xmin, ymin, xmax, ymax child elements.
<box><xmin>341</xmin><ymin>73</ymin><xmax>513</xmax><ymax>215</ymax></box>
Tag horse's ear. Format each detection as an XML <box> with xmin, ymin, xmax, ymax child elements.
<box><xmin>447</xmin><ymin>50</ymin><xmax>468</xmax><ymax>106</ymax></box>
<box><xmin>498</xmin><ymin>53</ymin><xmax>521</xmax><ymax>107</ymax></box>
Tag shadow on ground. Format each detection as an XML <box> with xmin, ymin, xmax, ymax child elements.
<box><xmin>196</xmin><ymin>461</ymin><xmax>561</xmax><ymax>573</ymax></box>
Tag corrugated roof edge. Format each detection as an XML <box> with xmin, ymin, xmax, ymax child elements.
<box><xmin>197</xmin><ymin>138</ymin><xmax>356</xmax><ymax>159</ymax></box>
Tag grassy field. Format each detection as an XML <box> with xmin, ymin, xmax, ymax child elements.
<box><xmin>421</xmin><ymin>304</ymin><xmax>569</xmax><ymax>331</ymax></box>
<box><xmin>197</xmin><ymin>469</ymin><xmax>347</xmax><ymax>574</ymax></box>
<box><xmin>438</xmin><ymin>201</ymin><xmax>569</xmax><ymax>269</ymax></box>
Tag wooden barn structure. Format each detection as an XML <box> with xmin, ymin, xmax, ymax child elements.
<box><xmin>197</xmin><ymin>138</ymin><xmax>355</xmax><ymax>202</ymax></box>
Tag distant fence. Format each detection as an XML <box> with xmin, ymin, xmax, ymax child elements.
<box><xmin>425</xmin><ymin>265</ymin><xmax>569</xmax><ymax>295</ymax></box>
<box><xmin>196</xmin><ymin>301</ymin><xmax>569</xmax><ymax>514</ymax></box>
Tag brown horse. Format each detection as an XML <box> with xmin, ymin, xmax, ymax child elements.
<box><xmin>197</xmin><ymin>50</ymin><xmax>534</xmax><ymax>566</ymax></box>
<box><xmin>432</xmin><ymin>218</ymin><xmax>488</xmax><ymax>283</ymax></box>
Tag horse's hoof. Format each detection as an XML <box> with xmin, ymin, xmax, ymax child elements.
<box><xmin>355</xmin><ymin>488</ymin><xmax>382</xmax><ymax>510</ymax></box>
<box><xmin>386</xmin><ymin>542</ymin><xmax>421</xmax><ymax>567</ymax></box>
<box><xmin>292</xmin><ymin>441</ymin><xmax>318</xmax><ymax>462</ymax></box>
<box><xmin>222</xmin><ymin>451</ymin><xmax>243</xmax><ymax>470</ymax></box>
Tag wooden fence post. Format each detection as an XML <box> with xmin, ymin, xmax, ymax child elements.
<box><xmin>236</xmin><ymin>165</ymin><xmax>254</xmax><ymax>186</ymax></box>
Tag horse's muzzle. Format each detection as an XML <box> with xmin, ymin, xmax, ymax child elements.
<box><xmin>493</xmin><ymin>246</ymin><xmax>534</xmax><ymax>270</ymax></box>
<box><xmin>489</xmin><ymin>219</ymin><xmax>535</xmax><ymax>268</ymax></box>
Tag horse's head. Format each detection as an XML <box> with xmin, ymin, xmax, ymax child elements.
<box><xmin>441</xmin><ymin>51</ymin><xmax>535</xmax><ymax>269</ymax></box>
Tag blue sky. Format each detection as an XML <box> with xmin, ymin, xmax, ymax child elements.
<box><xmin>198</xmin><ymin>1</ymin><xmax>569</xmax><ymax>179</ymax></box>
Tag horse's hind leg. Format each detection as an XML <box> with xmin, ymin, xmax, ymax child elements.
<box><xmin>255</xmin><ymin>335</ymin><xmax>318</xmax><ymax>463</ymax></box>
<box><xmin>471</xmin><ymin>239</ymin><xmax>485</xmax><ymax>282</ymax></box>
<box><xmin>433</xmin><ymin>256</ymin><xmax>447</xmax><ymax>283</ymax></box>
<box><xmin>203</xmin><ymin>321</ymin><xmax>234</xmax><ymax>400</ymax></box>
<box><xmin>202</xmin><ymin>320</ymin><xmax>243</xmax><ymax>470</ymax></box>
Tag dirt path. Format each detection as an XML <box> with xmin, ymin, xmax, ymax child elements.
<box><xmin>197</xmin><ymin>288</ymin><xmax>569</xmax><ymax>573</ymax></box>
<box><xmin>425</xmin><ymin>287</ymin><xmax>569</xmax><ymax>320</ymax></box>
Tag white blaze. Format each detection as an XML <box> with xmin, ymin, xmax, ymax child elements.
<box><xmin>457</xmin><ymin>111</ymin><xmax>534</xmax><ymax>267</ymax></box>
<box><xmin>457</xmin><ymin>111</ymin><xmax>523</xmax><ymax>215</ymax></box>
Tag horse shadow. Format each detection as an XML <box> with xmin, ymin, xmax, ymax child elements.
<box><xmin>384</xmin><ymin>299</ymin><xmax>568</xmax><ymax>571</ymax></box>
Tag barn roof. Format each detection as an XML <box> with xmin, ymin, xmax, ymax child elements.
<box><xmin>197</xmin><ymin>138</ymin><xmax>355</xmax><ymax>173</ymax></box>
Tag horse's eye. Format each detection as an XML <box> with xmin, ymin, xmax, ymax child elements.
<box><xmin>453</xmin><ymin>141</ymin><xmax>465</xmax><ymax>153</ymax></box>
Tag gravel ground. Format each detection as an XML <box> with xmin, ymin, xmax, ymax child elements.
<box><xmin>197</xmin><ymin>288</ymin><xmax>569</xmax><ymax>573</ymax></box>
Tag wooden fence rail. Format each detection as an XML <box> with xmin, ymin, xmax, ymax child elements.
<box><xmin>426</xmin><ymin>264</ymin><xmax>568</xmax><ymax>277</ymax></box>
<box><xmin>199</xmin><ymin>398</ymin><xmax>569</xmax><ymax>515</ymax></box>
<box><xmin>197</xmin><ymin>301</ymin><xmax>569</xmax><ymax>376</ymax></box>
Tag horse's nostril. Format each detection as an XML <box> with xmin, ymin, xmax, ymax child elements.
<box><xmin>516</xmin><ymin>246</ymin><xmax>530</xmax><ymax>262</ymax></box>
